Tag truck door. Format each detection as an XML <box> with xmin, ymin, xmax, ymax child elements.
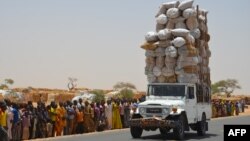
<box><xmin>185</xmin><ymin>86</ymin><xmax>197</xmax><ymax>124</ymax></box>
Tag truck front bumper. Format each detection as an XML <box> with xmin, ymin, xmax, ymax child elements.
<box><xmin>129</xmin><ymin>117</ymin><xmax>176</xmax><ymax>128</ymax></box>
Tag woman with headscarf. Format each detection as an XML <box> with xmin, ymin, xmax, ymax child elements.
<box><xmin>231</xmin><ymin>101</ymin><xmax>235</xmax><ymax>116</ymax></box>
<box><xmin>83</xmin><ymin>101</ymin><xmax>95</xmax><ymax>133</ymax></box>
<box><xmin>55</xmin><ymin>102</ymin><xmax>66</xmax><ymax>136</ymax></box>
<box><xmin>123</xmin><ymin>99</ymin><xmax>131</xmax><ymax>128</ymax></box>
<box><xmin>112</xmin><ymin>99</ymin><xmax>122</xmax><ymax>129</ymax></box>
<box><xmin>21</xmin><ymin>109</ymin><xmax>30</xmax><ymax>140</ymax></box>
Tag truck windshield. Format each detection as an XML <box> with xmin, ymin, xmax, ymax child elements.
<box><xmin>148</xmin><ymin>85</ymin><xmax>185</xmax><ymax>97</ymax></box>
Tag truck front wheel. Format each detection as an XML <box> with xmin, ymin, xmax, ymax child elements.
<box><xmin>130</xmin><ymin>126</ymin><xmax>143</xmax><ymax>138</ymax></box>
<box><xmin>159</xmin><ymin>128</ymin><xmax>169</xmax><ymax>135</ymax></box>
<box><xmin>173</xmin><ymin>114</ymin><xmax>185</xmax><ymax>140</ymax></box>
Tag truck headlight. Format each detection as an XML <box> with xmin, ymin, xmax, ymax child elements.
<box><xmin>139</xmin><ymin>107</ymin><xmax>146</xmax><ymax>114</ymax></box>
<box><xmin>162</xmin><ymin>108</ymin><xmax>169</xmax><ymax>115</ymax></box>
<box><xmin>172</xmin><ymin>107</ymin><xmax>178</xmax><ymax>113</ymax></box>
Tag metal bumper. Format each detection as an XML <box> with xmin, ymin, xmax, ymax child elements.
<box><xmin>129</xmin><ymin>118</ymin><xmax>176</xmax><ymax>128</ymax></box>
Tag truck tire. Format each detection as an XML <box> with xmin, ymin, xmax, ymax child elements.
<box><xmin>173</xmin><ymin>114</ymin><xmax>185</xmax><ymax>140</ymax></box>
<box><xmin>130</xmin><ymin>126</ymin><xmax>143</xmax><ymax>138</ymax></box>
<box><xmin>130</xmin><ymin>114</ymin><xmax>143</xmax><ymax>138</ymax></box>
<box><xmin>197</xmin><ymin>113</ymin><xmax>206</xmax><ymax>136</ymax></box>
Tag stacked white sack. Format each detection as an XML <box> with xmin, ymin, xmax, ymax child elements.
<box><xmin>141</xmin><ymin>0</ymin><xmax>211</xmax><ymax>86</ymax></box>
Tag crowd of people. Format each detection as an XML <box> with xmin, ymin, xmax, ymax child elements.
<box><xmin>211</xmin><ymin>99</ymin><xmax>246</xmax><ymax>118</ymax></box>
<box><xmin>0</xmin><ymin>98</ymin><xmax>140</xmax><ymax>141</ymax></box>
<box><xmin>0</xmin><ymin>97</ymin><xmax>247</xmax><ymax>141</ymax></box>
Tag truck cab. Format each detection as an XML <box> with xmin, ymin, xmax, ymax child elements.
<box><xmin>129</xmin><ymin>83</ymin><xmax>212</xmax><ymax>140</ymax></box>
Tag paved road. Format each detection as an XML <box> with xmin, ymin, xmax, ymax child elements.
<box><xmin>34</xmin><ymin>115</ymin><xmax>250</xmax><ymax>141</ymax></box>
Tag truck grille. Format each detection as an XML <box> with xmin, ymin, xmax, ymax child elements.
<box><xmin>146</xmin><ymin>108</ymin><xmax>162</xmax><ymax>114</ymax></box>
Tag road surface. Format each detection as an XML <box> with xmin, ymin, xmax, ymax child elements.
<box><xmin>33</xmin><ymin>115</ymin><xmax>250</xmax><ymax>141</ymax></box>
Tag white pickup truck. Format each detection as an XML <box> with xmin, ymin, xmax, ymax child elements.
<box><xmin>129</xmin><ymin>83</ymin><xmax>212</xmax><ymax>140</ymax></box>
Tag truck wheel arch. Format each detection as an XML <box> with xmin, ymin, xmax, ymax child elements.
<box><xmin>197</xmin><ymin>112</ymin><xmax>207</xmax><ymax>136</ymax></box>
<box><xmin>181</xmin><ymin>112</ymin><xmax>190</xmax><ymax>131</ymax></box>
<box><xmin>131</xmin><ymin>114</ymin><xmax>142</xmax><ymax>119</ymax></box>
<box><xmin>200</xmin><ymin>112</ymin><xmax>206</xmax><ymax>122</ymax></box>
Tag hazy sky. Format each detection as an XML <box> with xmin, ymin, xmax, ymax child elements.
<box><xmin>1</xmin><ymin>0</ymin><xmax>250</xmax><ymax>94</ymax></box>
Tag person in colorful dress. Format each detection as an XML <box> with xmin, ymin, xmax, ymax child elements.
<box><xmin>49</xmin><ymin>101</ymin><xmax>57</xmax><ymax>137</ymax></box>
<box><xmin>55</xmin><ymin>102</ymin><xmax>66</xmax><ymax>136</ymax></box>
<box><xmin>0</xmin><ymin>101</ymin><xmax>8</xmax><ymax>141</ymax></box>
<box><xmin>21</xmin><ymin>110</ymin><xmax>30</xmax><ymax>140</ymax></box>
<box><xmin>112</xmin><ymin>99</ymin><xmax>122</xmax><ymax>129</ymax></box>
<box><xmin>83</xmin><ymin>101</ymin><xmax>95</xmax><ymax>133</ymax></box>
<box><xmin>75</xmin><ymin>106</ymin><xmax>84</xmax><ymax>134</ymax></box>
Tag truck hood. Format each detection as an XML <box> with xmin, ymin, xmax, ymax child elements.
<box><xmin>139</xmin><ymin>99</ymin><xmax>185</xmax><ymax>107</ymax></box>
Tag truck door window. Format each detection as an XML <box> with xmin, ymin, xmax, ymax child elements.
<box><xmin>188</xmin><ymin>87</ymin><xmax>194</xmax><ymax>99</ymax></box>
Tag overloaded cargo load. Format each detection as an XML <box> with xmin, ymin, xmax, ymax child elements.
<box><xmin>130</xmin><ymin>1</ymin><xmax>212</xmax><ymax>139</ymax></box>
<box><xmin>141</xmin><ymin>0</ymin><xmax>211</xmax><ymax>87</ymax></box>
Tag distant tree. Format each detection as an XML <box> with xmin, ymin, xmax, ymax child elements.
<box><xmin>113</xmin><ymin>82</ymin><xmax>136</xmax><ymax>91</ymax></box>
<box><xmin>22</xmin><ymin>86</ymin><xmax>33</xmax><ymax>93</ymax></box>
<box><xmin>91</xmin><ymin>89</ymin><xmax>105</xmax><ymax>103</ymax></box>
<box><xmin>68</xmin><ymin>77</ymin><xmax>77</xmax><ymax>91</ymax></box>
<box><xmin>211</xmin><ymin>79</ymin><xmax>241</xmax><ymax>97</ymax></box>
<box><xmin>5</xmin><ymin>79</ymin><xmax>14</xmax><ymax>85</ymax></box>
<box><xmin>0</xmin><ymin>84</ymin><xmax>8</xmax><ymax>90</ymax></box>
<box><xmin>117</xmin><ymin>88</ymin><xmax>134</xmax><ymax>99</ymax></box>
<box><xmin>0</xmin><ymin>78</ymin><xmax>14</xmax><ymax>89</ymax></box>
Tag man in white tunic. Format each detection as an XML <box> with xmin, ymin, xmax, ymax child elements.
<box><xmin>105</xmin><ymin>100</ymin><xmax>112</xmax><ymax>130</ymax></box>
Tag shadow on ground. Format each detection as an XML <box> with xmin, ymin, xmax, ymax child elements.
<box><xmin>141</xmin><ymin>132</ymin><xmax>218</xmax><ymax>140</ymax></box>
